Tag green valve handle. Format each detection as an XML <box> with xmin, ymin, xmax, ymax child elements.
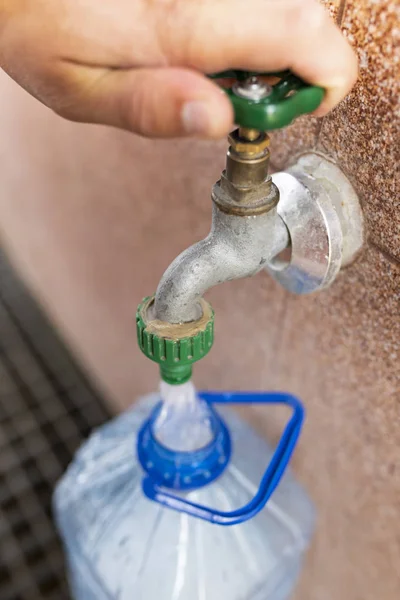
<box><xmin>209</xmin><ymin>70</ymin><xmax>324</xmax><ymax>131</ymax></box>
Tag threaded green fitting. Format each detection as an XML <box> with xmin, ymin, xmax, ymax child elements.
<box><xmin>136</xmin><ymin>296</ymin><xmax>214</xmax><ymax>385</ymax></box>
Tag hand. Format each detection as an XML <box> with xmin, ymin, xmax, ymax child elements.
<box><xmin>0</xmin><ymin>0</ymin><xmax>358</xmax><ymax>139</ymax></box>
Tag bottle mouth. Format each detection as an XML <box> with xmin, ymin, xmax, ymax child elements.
<box><xmin>137</xmin><ymin>400</ymin><xmax>231</xmax><ymax>491</ymax></box>
<box><xmin>151</xmin><ymin>401</ymin><xmax>220</xmax><ymax>457</ymax></box>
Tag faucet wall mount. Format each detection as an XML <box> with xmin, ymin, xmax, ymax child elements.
<box><xmin>268</xmin><ymin>153</ymin><xmax>364</xmax><ymax>294</ymax></box>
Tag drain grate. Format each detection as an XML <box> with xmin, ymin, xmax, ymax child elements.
<box><xmin>0</xmin><ymin>252</ymin><xmax>111</xmax><ymax>600</ymax></box>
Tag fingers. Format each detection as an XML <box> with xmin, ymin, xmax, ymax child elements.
<box><xmin>1</xmin><ymin>0</ymin><xmax>358</xmax><ymax>140</ymax></box>
<box><xmin>159</xmin><ymin>0</ymin><xmax>358</xmax><ymax>114</ymax></box>
<box><xmin>53</xmin><ymin>64</ymin><xmax>234</xmax><ymax>138</ymax></box>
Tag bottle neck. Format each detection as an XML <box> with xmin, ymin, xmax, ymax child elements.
<box><xmin>137</xmin><ymin>380</ymin><xmax>231</xmax><ymax>491</ymax></box>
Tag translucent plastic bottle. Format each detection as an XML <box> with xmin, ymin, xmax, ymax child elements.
<box><xmin>54</xmin><ymin>381</ymin><xmax>315</xmax><ymax>600</ymax></box>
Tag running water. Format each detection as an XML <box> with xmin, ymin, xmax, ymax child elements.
<box><xmin>153</xmin><ymin>380</ymin><xmax>214</xmax><ymax>451</ymax></box>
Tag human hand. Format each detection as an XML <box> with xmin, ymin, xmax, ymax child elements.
<box><xmin>0</xmin><ymin>0</ymin><xmax>358</xmax><ymax>138</ymax></box>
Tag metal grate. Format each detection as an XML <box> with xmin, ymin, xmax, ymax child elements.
<box><xmin>0</xmin><ymin>251</ymin><xmax>111</xmax><ymax>600</ymax></box>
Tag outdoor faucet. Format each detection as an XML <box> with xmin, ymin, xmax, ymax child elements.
<box><xmin>155</xmin><ymin>126</ymin><xmax>288</xmax><ymax>323</ymax></box>
<box><xmin>137</xmin><ymin>72</ymin><xmax>364</xmax><ymax>383</ymax></box>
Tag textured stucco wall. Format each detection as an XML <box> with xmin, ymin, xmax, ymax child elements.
<box><xmin>0</xmin><ymin>1</ymin><xmax>398</xmax><ymax>599</ymax></box>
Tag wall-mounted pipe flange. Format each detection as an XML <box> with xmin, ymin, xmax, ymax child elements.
<box><xmin>266</xmin><ymin>153</ymin><xmax>364</xmax><ymax>294</ymax></box>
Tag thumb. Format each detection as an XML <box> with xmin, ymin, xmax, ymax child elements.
<box><xmin>56</xmin><ymin>65</ymin><xmax>234</xmax><ymax>138</ymax></box>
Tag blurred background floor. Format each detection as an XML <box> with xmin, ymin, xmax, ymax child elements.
<box><xmin>0</xmin><ymin>250</ymin><xmax>110</xmax><ymax>600</ymax></box>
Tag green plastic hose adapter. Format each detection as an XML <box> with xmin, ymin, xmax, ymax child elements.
<box><xmin>136</xmin><ymin>296</ymin><xmax>214</xmax><ymax>385</ymax></box>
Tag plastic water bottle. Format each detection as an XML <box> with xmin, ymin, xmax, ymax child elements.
<box><xmin>54</xmin><ymin>380</ymin><xmax>315</xmax><ymax>600</ymax></box>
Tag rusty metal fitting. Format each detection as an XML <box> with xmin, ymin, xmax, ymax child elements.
<box><xmin>238</xmin><ymin>127</ymin><xmax>261</xmax><ymax>141</ymax></box>
<box><xmin>228</xmin><ymin>129</ymin><xmax>270</xmax><ymax>156</ymax></box>
<box><xmin>212</xmin><ymin>178</ymin><xmax>278</xmax><ymax>216</ymax></box>
<box><xmin>211</xmin><ymin>128</ymin><xmax>279</xmax><ymax>215</ymax></box>
<box><xmin>226</xmin><ymin>149</ymin><xmax>269</xmax><ymax>187</ymax></box>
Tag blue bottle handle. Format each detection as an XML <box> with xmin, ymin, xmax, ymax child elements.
<box><xmin>142</xmin><ymin>391</ymin><xmax>304</xmax><ymax>526</ymax></box>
